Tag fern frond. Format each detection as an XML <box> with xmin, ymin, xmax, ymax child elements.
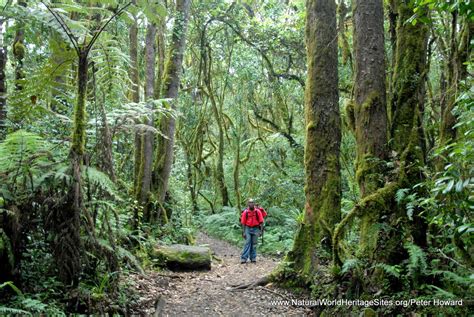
<box><xmin>374</xmin><ymin>263</ymin><xmax>401</xmax><ymax>278</ymax></box>
<box><xmin>341</xmin><ymin>258</ymin><xmax>360</xmax><ymax>274</ymax></box>
<box><xmin>431</xmin><ymin>270</ymin><xmax>472</xmax><ymax>287</ymax></box>
<box><xmin>84</xmin><ymin>167</ymin><xmax>121</xmax><ymax>201</ymax></box>
<box><xmin>94</xmin><ymin>238</ymin><xmax>144</xmax><ymax>274</ymax></box>
<box><xmin>405</xmin><ymin>243</ymin><xmax>427</xmax><ymax>278</ymax></box>
<box><xmin>0</xmin><ymin>306</ymin><xmax>32</xmax><ymax>316</ymax></box>
<box><xmin>428</xmin><ymin>285</ymin><xmax>457</xmax><ymax>298</ymax></box>
<box><xmin>117</xmin><ymin>246</ymin><xmax>144</xmax><ymax>274</ymax></box>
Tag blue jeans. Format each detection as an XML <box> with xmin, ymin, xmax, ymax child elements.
<box><xmin>241</xmin><ymin>226</ymin><xmax>260</xmax><ymax>262</ymax></box>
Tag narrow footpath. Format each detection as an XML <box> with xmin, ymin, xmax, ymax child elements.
<box><xmin>128</xmin><ymin>232</ymin><xmax>311</xmax><ymax>316</ymax></box>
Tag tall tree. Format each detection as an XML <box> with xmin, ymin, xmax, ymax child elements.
<box><xmin>129</xmin><ymin>0</ymin><xmax>140</xmax><ymax>104</ymax></box>
<box><xmin>154</xmin><ymin>0</ymin><xmax>191</xmax><ymax>211</ymax></box>
<box><xmin>136</xmin><ymin>22</ymin><xmax>157</xmax><ymax>220</ymax></box>
<box><xmin>352</xmin><ymin>0</ymin><xmax>388</xmax><ymax>257</ymax></box>
<box><xmin>0</xmin><ymin>20</ymin><xmax>6</xmax><ymax>139</ymax></box>
<box><xmin>13</xmin><ymin>1</ymin><xmax>27</xmax><ymax>91</ymax></box>
<box><xmin>389</xmin><ymin>0</ymin><xmax>429</xmax><ymax>247</ymax></box>
<box><xmin>130</xmin><ymin>0</ymin><xmax>142</xmax><ymax>208</ymax></box>
<box><xmin>286</xmin><ymin>0</ymin><xmax>341</xmax><ymax>280</ymax></box>
<box><xmin>439</xmin><ymin>16</ymin><xmax>473</xmax><ymax>147</ymax></box>
<box><xmin>44</xmin><ymin>3</ymin><xmax>130</xmax><ymax>286</ymax></box>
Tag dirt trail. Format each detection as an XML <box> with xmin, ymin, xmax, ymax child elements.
<box><xmin>129</xmin><ymin>232</ymin><xmax>310</xmax><ymax>316</ymax></box>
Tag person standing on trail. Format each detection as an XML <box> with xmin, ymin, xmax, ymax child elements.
<box><xmin>240</xmin><ymin>199</ymin><xmax>267</xmax><ymax>264</ymax></box>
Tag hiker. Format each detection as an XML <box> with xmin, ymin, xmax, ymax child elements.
<box><xmin>240</xmin><ymin>199</ymin><xmax>267</xmax><ymax>264</ymax></box>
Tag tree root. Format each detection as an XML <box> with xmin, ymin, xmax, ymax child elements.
<box><xmin>228</xmin><ymin>274</ymin><xmax>271</xmax><ymax>290</ymax></box>
<box><xmin>332</xmin><ymin>182</ymin><xmax>398</xmax><ymax>266</ymax></box>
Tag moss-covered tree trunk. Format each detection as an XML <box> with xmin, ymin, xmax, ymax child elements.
<box><xmin>154</xmin><ymin>0</ymin><xmax>191</xmax><ymax>209</ymax></box>
<box><xmin>352</xmin><ymin>0</ymin><xmax>388</xmax><ymax>258</ymax></box>
<box><xmin>0</xmin><ymin>25</ymin><xmax>6</xmax><ymax>139</ymax></box>
<box><xmin>439</xmin><ymin>17</ymin><xmax>473</xmax><ymax>147</ymax></box>
<box><xmin>286</xmin><ymin>0</ymin><xmax>341</xmax><ymax>280</ymax></box>
<box><xmin>233</xmin><ymin>131</ymin><xmax>242</xmax><ymax>212</ymax></box>
<box><xmin>203</xmin><ymin>50</ymin><xmax>230</xmax><ymax>207</ymax></box>
<box><xmin>54</xmin><ymin>50</ymin><xmax>89</xmax><ymax>286</ymax></box>
<box><xmin>389</xmin><ymin>0</ymin><xmax>429</xmax><ymax>248</ymax></box>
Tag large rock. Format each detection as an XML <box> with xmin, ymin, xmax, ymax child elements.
<box><xmin>153</xmin><ymin>244</ymin><xmax>211</xmax><ymax>270</ymax></box>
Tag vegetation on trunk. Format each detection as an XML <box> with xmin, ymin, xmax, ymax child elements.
<box><xmin>285</xmin><ymin>0</ymin><xmax>341</xmax><ymax>282</ymax></box>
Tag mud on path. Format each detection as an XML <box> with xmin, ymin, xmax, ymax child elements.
<box><xmin>128</xmin><ymin>232</ymin><xmax>311</xmax><ymax>316</ymax></box>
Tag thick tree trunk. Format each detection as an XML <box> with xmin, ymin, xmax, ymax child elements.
<box><xmin>352</xmin><ymin>0</ymin><xmax>388</xmax><ymax>257</ymax></box>
<box><xmin>389</xmin><ymin>0</ymin><xmax>429</xmax><ymax>249</ymax></box>
<box><xmin>154</xmin><ymin>0</ymin><xmax>191</xmax><ymax>205</ymax></box>
<box><xmin>286</xmin><ymin>0</ymin><xmax>341</xmax><ymax>279</ymax></box>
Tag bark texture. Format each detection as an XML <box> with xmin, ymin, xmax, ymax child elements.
<box><xmin>352</xmin><ymin>0</ymin><xmax>388</xmax><ymax>257</ymax></box>
<box><xmin>136</xmin><ymin>23</ymin><xmax>157</xmax><ymax>221</ymax></box>
<box><xmin>53</xmin><ymin>51</ymin><xmax>89</xmax><ymax>286</ymax></box>
<box><xmin>439</xmin><ymin>17</ymin><xmax>473</xmax><ymax>146</ymax></box>
<box><xmin>390</xmin><ymin>0</ymin><xmax>429</xmax><ymax>249</ymax></box>
<box><xmin>0</xmin><ymin>34</ymin><xmax>6</xmax><ymax>139</ymax></box>
<box><xmin>154</xmin><ymin>0</ymin><xmax>192</xmax><ymax>205</ymax></box>
<box><xmin>286</xmin><ymin>0</ymin><xmax>341</xmax><ymax>280</ymax></box>
<box><xmin>13</xmin><ymin>1</ymin><xmax>27</xmax><ymax>91</ymax></box>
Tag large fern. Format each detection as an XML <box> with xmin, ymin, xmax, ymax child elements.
<box><xmin>0</xmin><ymin>130</ymin><xmax>54</xmax><ymax>200</ymax></box>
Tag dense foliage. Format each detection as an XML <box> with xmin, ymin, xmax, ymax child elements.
<box><xmin>0</xmin><ymin>0</ymin><xmax>472</xmax><ymax>315</ymax></box>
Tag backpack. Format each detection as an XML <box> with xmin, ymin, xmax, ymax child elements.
<box><xmin>243</xmin><ymin>208</ymin><xmax>264</xmax><ymax>224</ymax></box>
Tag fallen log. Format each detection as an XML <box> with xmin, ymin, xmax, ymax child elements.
<box><xmin>153</xmin><ymin>244</ymin><xmax>211</xmax><ymax>271</ymax></box>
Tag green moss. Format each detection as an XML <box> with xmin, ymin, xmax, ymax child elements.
<box><xmin>153</xmin><ymin>244</ymin><xmax>211</xmax><ymax>270</ymax></box>
<box><xmin>13</xmin><ymin>42</ymin><xmax>25</xmax><ymax>59</ymax></box>
<box><xmin>71</xmin><ymin>54</ymin><xmax>89</xmax><ymax>157</ymax></box>
<box><xmin>344</xmin><ymin>100</ymin><xmax>355</xmax><ymax>132</ymax></box>
<box><xmin>0</xmin><ymin>229</ymin><xmax>14</xmax><ymax>269</ymax></box>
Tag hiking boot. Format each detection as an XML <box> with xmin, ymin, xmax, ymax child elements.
<box><xmin>240</xmin><ymin>260</ymin><xmax>247</xmax><ymax>264</ymax></box>
<box><xmin>251</xmin><ymin>260</ymin><xmax>256</xmax><ymax>264</ymax></box>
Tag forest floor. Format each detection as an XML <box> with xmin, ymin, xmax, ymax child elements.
<box><xmin>126</xmin><ymin>232</ymin><xmax>311</xmax><ymax>316</ymax></box>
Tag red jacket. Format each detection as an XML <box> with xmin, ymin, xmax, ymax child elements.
<box><xmin>241</xmin><ymin>207</ymin><xmax>266</xmax><ymax>227</ymax></box>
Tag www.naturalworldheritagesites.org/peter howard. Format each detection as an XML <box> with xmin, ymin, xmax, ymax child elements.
<box><xmin>270</xmin><ymin>298</ymin><xmax>465</xmax><ymax>307</ymax></box>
